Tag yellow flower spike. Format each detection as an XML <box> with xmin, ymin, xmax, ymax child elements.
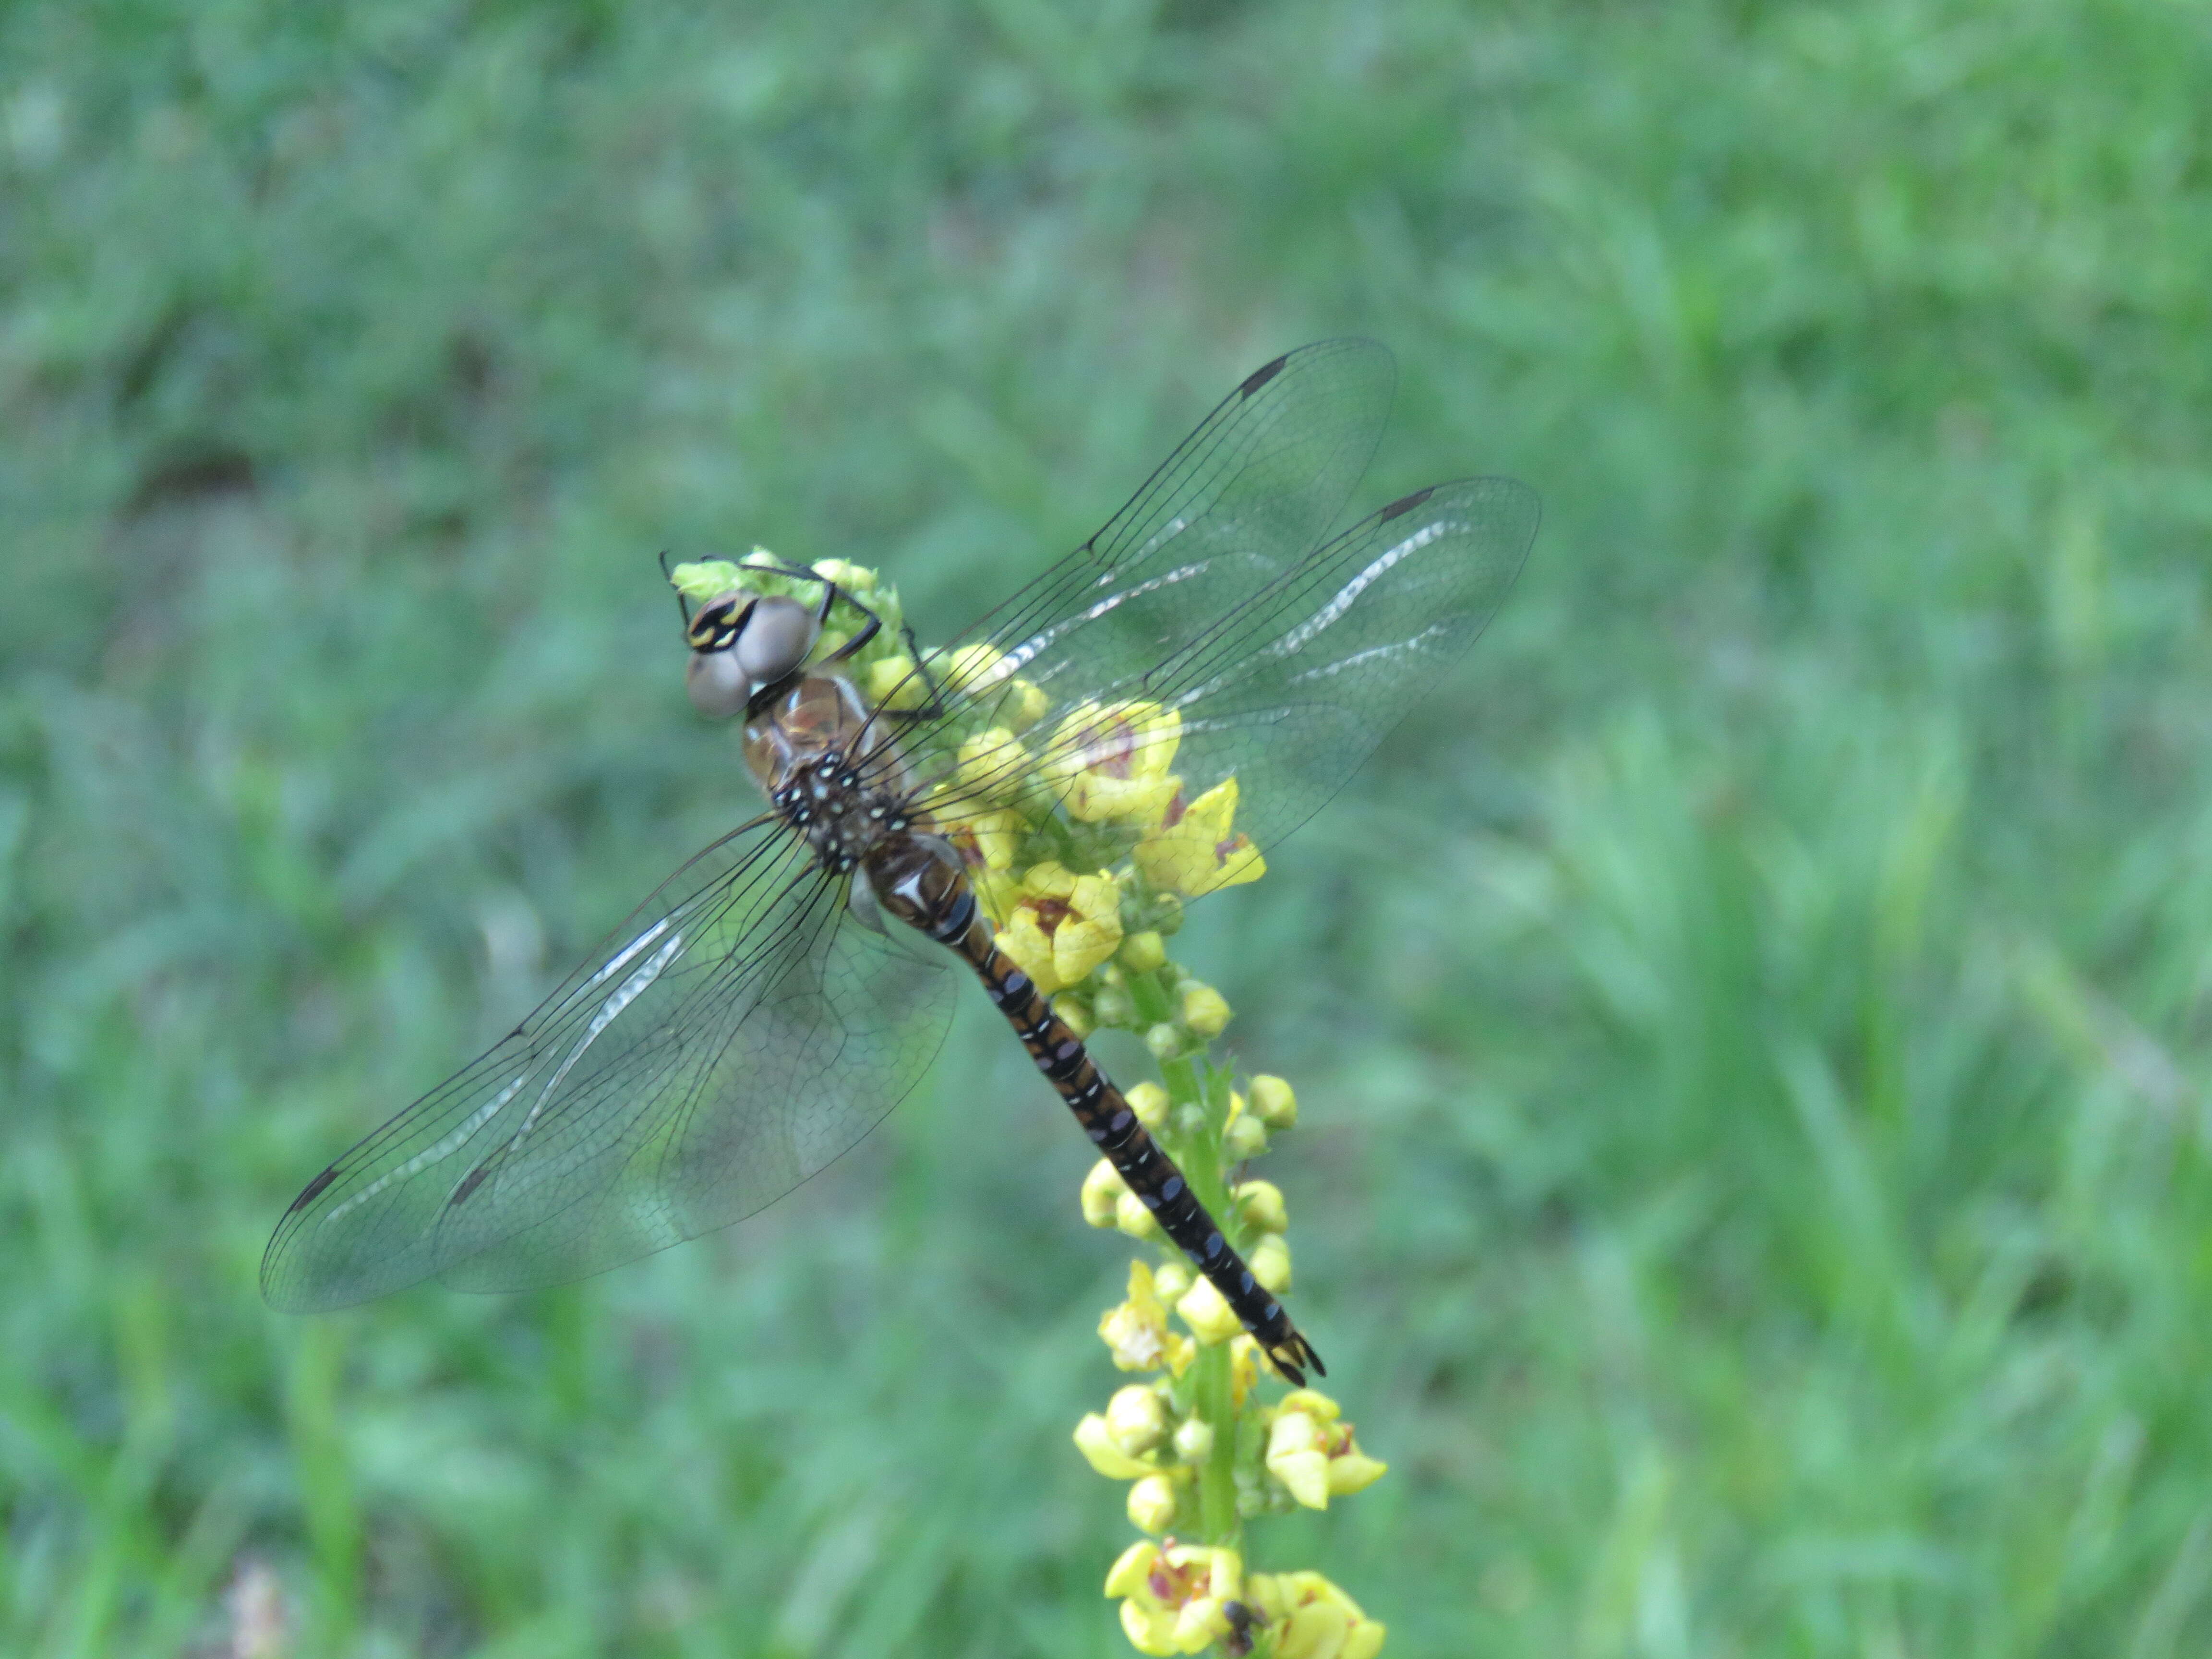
<box><xmin>1119</xmin><ymin>929</ymin><xmax>1167</xmax><ymax>974</ymax></box>
<box><xmin>1127</xmin><ymin>1472</ymin><xmax>1180</xmax><ymax>1534</ymax></box>
<box><xmin>1048</xmin><ymin>700</ymin><xmax>1183</xmax><ymax>827</ymax></box>
<box><xmin>1081</xmin><ymin>1160</ymin><xmax>1128</xmax><ymax>1228</ymax></box>
<box><xmin>1175</xmin><ymin>1276</ymin><xmax>1241</xmax><ymax>1347</ymax></box>
<box><xmin>1073</xmin><ymin>1412</ymin><xmax>1155</xmax><ymax>1479</ymax></box>
<box><xmin>1265</xmin><ymin>1409</ymin><xmax>1333</xmax><ymax>1508</ymax></box>
<box><xmin>1234</xmin><ymin>1178</ymin><xmax>1288</xmax><ymax>1234</ymax></box>
<box><xmin>1100</xmin><ymin>1262</ymin><xmax>1194</xmax><ymax>1375</ymax></box>
<box><xmin>1152</xmin><ymin>1261</ymin><xmax>1193</xmax><ymax>1300</ymax></box>
<box><xmin>1172</xmin><ymin>1415</ymin><xmax>1214</xmax><ymax>1463</ymax></box>
<box><xmin>1178</xmin><ymin>981</ymin><xmax>1231</xmax><ymax>1037</ymax></box>
<box><xmin>1250</xmin><ymin>1233</ymin><xmax>1292</xmax><ymax>1293</ymax></box>
<box><xmin>1250</xmin><ymin>1073</ymin><xmax>1298</xmax><ymax>1129</ymax></box>
<box><xmin>1105</xmin><ymin>1384</ymin><xmax>1169</xmax><ymax>1457</ymax></box>
<box><xmin>1126</xmin><ymin>1081</ymin><xmax>1170</xmax><ymax>1130</ymax></box>
<box><xmin>1133</xmin><ymin>776</ymin><xmax>1267</xmax><ymax>897</ymax></box>
<box><xmin>865</xmin><ymin>653</ymin><xmax>931</xmax><ymax>710</ymax></box>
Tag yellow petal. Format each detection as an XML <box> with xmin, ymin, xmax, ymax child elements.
<box><xmin>1343</xmin><ymin>1623</ymin><xmax>1387</xmax><ymax>1659</ymax></box>
<box><xmin>1072</xmin><ymin>1413</ymin><xmax>1153</xmax><ymax>1479</ymax></box>
<box><xmin>1105</xmin><ymin>1384</ymin><xmax>1168</xmax><ymax>1456</ymax></box>
<box><xmin>1080</xmin><ymin>1160</ymin><xmax>1127</xmax><ymax>1228</ymax></box>
<box><xmin>1176</xmin><ymin>1277</ymin><xmax>1241</xmax><ymax>1346</ymax></box>
<box><xmin>995</xmin><ymin>909</ymin><xmax>1062</xmax><ymax>995</ymax></box>
<box><xmin>1327</xmin><ymin>1453</ymin><xmax>1389</xmax><ymax>1496</ymax></box>
<box><xmin>1271</xmin><ymin>1449</ymin><xmax>1332</xmax><ymax>1510</ymax></box>
<box><xmin>1119</xmin><ymin>1599</ymin><xmax>1182</xmax><ymax>1658</ymax></box>
<box><xmin>1126</xmin><ymin>1473</ymin><xmax>1179</xmax><ymax>1534</ymax></box>
<box><xmin>1276</xmin><ymin>1599</ymin><xmax>1353</xmax><ymax>1659</ymax></box>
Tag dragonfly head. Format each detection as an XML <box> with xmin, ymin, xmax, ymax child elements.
<box><xmin>685</xmin><ymin>589</ymin><xmax>821</xmax><ymax>718</ymax></box>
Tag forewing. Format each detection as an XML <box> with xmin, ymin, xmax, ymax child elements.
<box><xmin>867</xmin><ymin>339</ymin><xmax>1396</xmax><ymax>750</ymax></box>
<box><xmin>262</xmin><ymin>821</ymin><xmax>956</xmax><ymax>1311</ymax></box>
<box><xmin>918</xmin><ymin>477</ymin><xmax>1539</xmax><ymax>859</ymax></box>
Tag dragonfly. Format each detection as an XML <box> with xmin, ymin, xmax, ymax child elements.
<box><xmin>263</xmin><ymin>339</ymin><xmax>1539</xmax><ymax>1387</ymax></box>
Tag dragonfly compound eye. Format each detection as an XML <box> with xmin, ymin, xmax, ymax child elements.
<box><xmin>685</xmin><ymin>644</ymin><xmax>750</xmax><ymax>718</ymax></box>
<box><xmin>735</xmin><ymin>595</ymin><xmax>819</xmax><ymax>686</ymax></box>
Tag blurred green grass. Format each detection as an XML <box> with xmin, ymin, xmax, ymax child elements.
<box><xmin>6</xmin><ymin>0</ymin><xmax>2212</xmax><ymax>1653</ymax></box>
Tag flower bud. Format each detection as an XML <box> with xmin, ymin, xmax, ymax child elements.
<box><xmin>1127</xmin><ymin>1473</ymin><xmax>1179</xmax><ymax>1534</ymax></box>
<box><xmin>1080</xmin><ymin>1160</ymin><xmax>1126</xmax><ymax>1228</ymax></box>
<box><xmin>1153</xmin><ymin>1261</ymin><xmax>1193</xmax><ymax>1300</ymax></box>
<box><xmin>1105</xmin><ymin>1384</ymin><xmax>1168</xmax><ymax>1456</ymax></box>
<box><xmin>1234</xmin><ymin>1179</ymin><xmax>1287</xmax><ymax>1234</ymax></box>
<box><xmin>1249</xmin><ymin>1073</ymin><xmax>1297</xmax><ymax>1129</ymax></box>
<box><xmin>1145</xmin><ymin>1022</ymin><xmax>1185</xmax><ymax>1061</ymax></box>
<box><xmin>1179</xmin><ymin>981</ymin><xmax>1231</xmax><ymax>1036</ymax></box>
<box><xmin>1176</xmin><ymin>1275</ymin><xmax>1241</xmax><ymax>1346</ymax></box>
<box><xmin>1250</xmin><ymin>1233</ymin><xmax>1292</xmax><ymax>1293</ymax></box>
<box><xmin>1091</xmin><ymin>983</ymin><xmax>1137</xmax><ymax>1028</ymax></box>
<box><xmin>1223</xmin><ymin>1112</ymin><xmax>1269</xmax><ymax>1161</ymax></box>
<box><xmin>1114</xmin><ymin>1190</ymin><xmax>1162</xmax><ymax>1240</ymax></box>
<box><xmin>1056</xmin><ymin>996</ymin><xmax>1096</xmax><ymax>1040</ymax></box>
<box><xmin>1126</xmin><ymin>1081</ymin><xmax>1169</xmax><ymax>1129</ymax></box>
<box><xmin>1118</xmin><ymin>929</ymin><xmax>1166</xmax><ymax>974</ymax></box>
<box><xmin>1173</xmin><ymin>1415</ymin><xmax>1215</xmax><ymax>1464</ymax></box>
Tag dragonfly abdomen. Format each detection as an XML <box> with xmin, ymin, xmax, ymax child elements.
<box><xmin>861</xmin><ymin>832</ymin><xmax>1320</xmax><ymax>1381</ymax></box>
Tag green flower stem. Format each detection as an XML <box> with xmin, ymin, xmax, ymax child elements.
<box><xmin>1130</xmin><ymin>965</ymin><xmax>1242</xmax><ymax>1547</ymax></box>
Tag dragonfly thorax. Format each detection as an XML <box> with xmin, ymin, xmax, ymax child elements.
<box><xmin>745</xmin><ymin>672</ymin><xmax>917</xmax><ymax>874</ymax></box>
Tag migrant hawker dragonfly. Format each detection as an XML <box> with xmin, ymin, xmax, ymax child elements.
<box><xmin>263</xmin><ymin>340</ymin><xmax>1539</xmax><ymax>1385</ymax></box>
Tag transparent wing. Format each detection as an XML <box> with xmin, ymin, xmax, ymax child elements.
<box><xmin>911</xmin><ymin>476</ymin><xmax>1541</xmax><ymax>866</ymax></box>
<box><xmin>262</xmin><ymin>819</ymin><xmax>956</xmax><ymax>1311</ymax></box>
<box><xmin>862</xmin><ymin>338</ymin><xmax>1396</xmax><ymax>750</ymax></box>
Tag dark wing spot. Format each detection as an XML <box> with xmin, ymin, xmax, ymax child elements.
<box><xmin>289</xmin><ymin>1165</ymin><xmax>339</xmax><ymax>1211</ymax></box>
<box><xmin>1238</xmin><ymin>354</ymin><xmax>1288</xmax><ymax>397</ymax></box>
<box><xmin>448</xmin><ymin>1164</ymin><xmax>492</xmax><ymax>1207</ymax></box>
<box><xmin>1379</xmin><ymin>486</ymin><xmax>1436</xmax><ymax>522</ymax></box>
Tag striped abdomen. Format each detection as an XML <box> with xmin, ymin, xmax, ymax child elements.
<box><xmin>883</xmin><ymin>862</ymin><xmax>1321</xmax><ymax>1386</ymax></box>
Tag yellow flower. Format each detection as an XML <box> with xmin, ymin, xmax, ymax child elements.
<box><xmin>1234</xmin><ymin>1178</ymin><xmax>1288</xmax><ymax>1234</ymax></box>
<box><xmin>1099</xmin><ymin>1261</ymin><xmax>1194</xmax><ymax>1376</ymax></box>
<box><xmin>996</xmin><ymin>862</ymin><xmax>1123</xmax><ymax>994</ymax></box>
<box><xmin>1047</xmin><ymin>700</ymin><xmax>1183</xmax><ymax>828</ymax></box>
<box><xmin>1105</xmin><ymin>1383</ymin><xmax>1170</xmax><ymax>1457</ymax></box>
<box><xmin>1133</xmin><ymin>776</ymin><xmax>1266</xmax><ymax>897</ymax></box>
<box><xmin>953</xmin><ymin>725</ymin><xmax>1029</xmax><ymax>805</ymax></box>
<box><xmin>1127</xmin><ymin>1472</ymin><xmax>1181</xmax><ymax>1534</ymax></box>
<box><xmin>1175</xmin><ymin>1276</ymin><xmax>1241</xmax><ymax>1347</ymax></box>
<box><xmin>1249</xmin><ymin>1073</ymin><xmax>1298</xmax><ymax>1129</ymax></box>
<box><xmin>1104</xmin><ymin>1540</ymin><xmax>1242</xmax><ymax>1657</ymax></box>
<box><xmin>1073</xmin><ymin>1412</ymin><xmax>1155</xmax><ymax>1479</ymax></box>
<box><xmin>1081</xmin><ymin>1160</ymin><xmax>1128</xmax><ymax>1228</ymax></box>
<box><xmin>1178</xmin><ymin>980</ymin><xmax>1231</xmax><ymax>1036</ymax></box>
<box><xmin>1263</xmin><ymin>1391</ymin><xmax>1388</xmax><ymax>1510</ymax></box>
<box><xmin>1126</xmin><ymin>1081</ymin><xmax>1169</xmax><ymax>1129</ymax></box>
<box><xmin>1250</xmin><ymin>1234</ymin><xmax>1292</xmax><ymax>1293</ymax></box>
<box><xmin>1244</xmin><ymin>1571</ymin><xmax>1386</xmax><ymax>1659</ymax></box>
<box><xmin>938</xmin><ymin>804</ymin><xmax>1024</xmax><ymax>873</ymax></box>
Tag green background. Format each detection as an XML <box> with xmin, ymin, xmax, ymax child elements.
<box><xmin>7</xmin><ymin>0</ymin><xmax>2212</xmax><ymax>1653</ymax></box>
